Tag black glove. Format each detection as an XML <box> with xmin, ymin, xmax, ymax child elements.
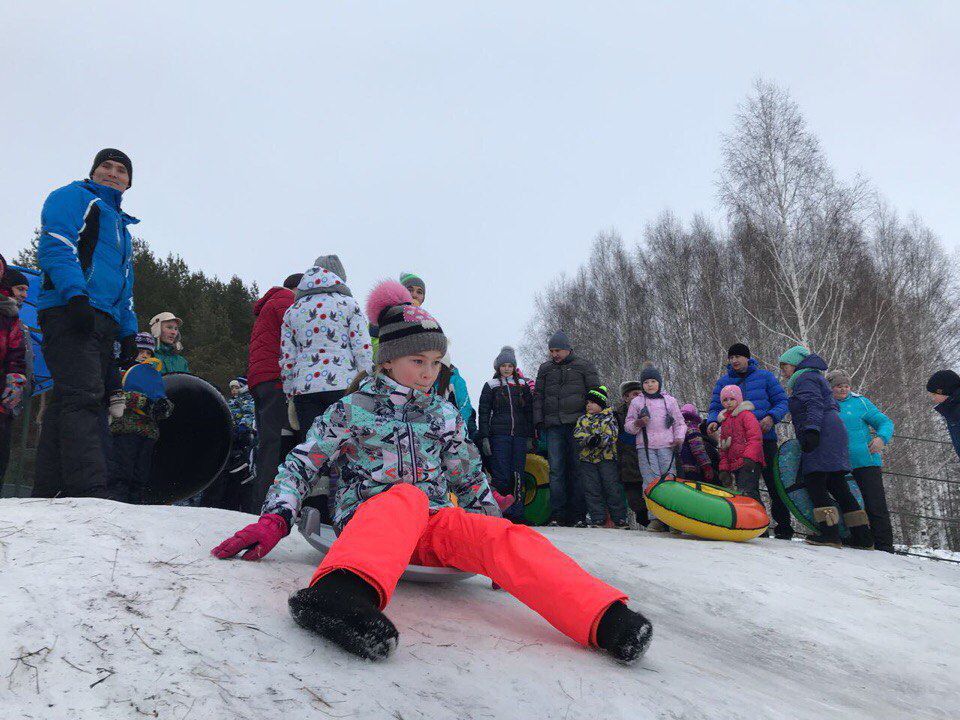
<box><xmin>150</xmin><ymin>397</ymin><xmax>174</xmax><ymax>421</ymax></box>
<box><xmin>800</xmin><ymin>429</ymin><xmax>820</xmax><ymax>453</ymax></box>
<box><xmin>66</xmin><ymin>295</ymin><xmax>95</xmax><ymax>334</ymax></box>
<box><xmin>585</xmin><ymin>435</ymin><xmax>602</xmax><ymax>449</ymax></box>
<box><xmin>118</xmin><ymin>334</ymin><xmax>138</xmax><ymax>364</ymax></box>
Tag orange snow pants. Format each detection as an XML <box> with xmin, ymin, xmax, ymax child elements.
<box><xmin>310</xmin><ymin>483</ymin><xmax>627</xmax><ymax>647</ymax></box>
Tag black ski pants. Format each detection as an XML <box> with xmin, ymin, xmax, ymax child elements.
<box><xmin>33</xmin><ymin>306</ymin><xmax>117</xmax><ymax>498</ymax></box>
<box><xmin>852</xmin><ymin>466</ymin><xmax>894</xmax><ymax>552</ymax></box>
<box><xmin>763</xmin><ymin>439</ymin><xmax>794</xmax><ymax>538</ymax></box>
<box><xmin>107</xmin><ymin>433</ymin><xmax>156</xmax><ymax>504</ymax></box>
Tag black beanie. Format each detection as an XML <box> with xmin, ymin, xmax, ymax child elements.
<box><xmin>90</xmin><ymin>148</ymin><xmax>133</xmax><ymax>187</ymax></box>
<box><xmin>1</xmin><ymin>268</ymin><xmax>28</xmax><ymax>289</ymax></box>
<box><xmin>728</xmin><ymin>343</ymin><xmax>751</xmax><ymax>359</ymax></box>
<box><xmin>283</xmin><ymin>273</ymin><xmax>303</xmax><ymax>289</ymax></box>
<box><xmin>926</xmin><ymin>370</ymin><xmax>960</xmax><ymax>396</ymax></box>
<box><xmin>586</xmin><ymin>386</ymin><xmax>609</xmax><ymax>408</ymax></box>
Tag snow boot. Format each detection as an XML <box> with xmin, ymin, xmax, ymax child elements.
<box><xmin>288</xmin><ymin>569</ymin><xmax>398</xmax><ymax>661</ymax></box>
<box><xmin>646</xmin><ymin>519</ymin><xmax>670</xmax><ymax>533</ymax></box>
<box><xmin>806</xmin><ymin>506</ymin><xmax>842</xmax><ymax>548</ymax></box>
<box><xmin>841</xmin><ymin>510</ymin><xmax>875</xmax><ymax>550</ymax></box>
<box><xmin>596</xmin><ymin>601</ymin><xmax>653</xmax><ymax>665</ymax></box>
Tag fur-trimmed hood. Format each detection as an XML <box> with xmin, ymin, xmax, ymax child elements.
<box><xmin>717</xmin><ymin>400</ymin><xmax>756</xmax><ymax>423</ymax></box>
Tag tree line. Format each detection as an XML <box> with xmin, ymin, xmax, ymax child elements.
<box><xmin>522</xmin><ymin>80</ymin><xmax>960</xmax><ymax>551</ymax></box>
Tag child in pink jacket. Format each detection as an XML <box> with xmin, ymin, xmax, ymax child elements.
<box><xmin>624</xmin><ymin>365</ymin><xmax>686</xmax><ymax>483</ymax></box>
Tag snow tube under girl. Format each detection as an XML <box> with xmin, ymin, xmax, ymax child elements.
<box><xmin>644</xmin><ymin>476</ymin><xmax>769</xmax><ymax>541</ymax></box>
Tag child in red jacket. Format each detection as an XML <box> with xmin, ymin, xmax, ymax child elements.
<box><xmin>717</xmin><ymin>385</ymin><xmax>764</xmax><ymax>502</ymax></box>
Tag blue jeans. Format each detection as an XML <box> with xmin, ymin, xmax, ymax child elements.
<box><xmin>489</xmin><ymin>435</ymin><xmax>527</xmax><ymax>520</ymax></box>
<box><xmin>545</xmin><ymin>424</ymin><xmax>586</xmax><ymax>524</ymax></box>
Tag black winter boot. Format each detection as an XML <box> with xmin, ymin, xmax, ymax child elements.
<box><xmin>289</xmin><ymin>570</ymin><xmax>399</xmax><ymax>661</ymax></box>
<box><xmin>596</xmin><ymin>601</ymin><xmax>653</xmax><ymax>665</ymax></box>
<box><xmin>842</xmin><ymin>510</ymin><xmax>875</xmax><ymax>550</ymax></box>
<box><xmin>806</xmin><ymin>507</ymin><xmax>842</xmax><ymax>548</ymax></box>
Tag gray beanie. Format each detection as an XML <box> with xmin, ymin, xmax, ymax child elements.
<box><xmin>494</xmin><ymin>345</ymin><xmax>518</xmax><ymax>369</ymax></box>
<box><xmin>825</xmin><ymin>369</ymin><xmax>852</xmax><ymax>388</ymax></box>
<box><xmin>314</xmin><ymin>255</ymin><xmax>347</xmax><ymax>281</ymax></box>
<box><xmin>399</xmin><ymin>272</ymin><xmax>425</xmax><ymax>293</ymax></box>
<box><xmin>548</xmin><ymin>330</ymin><xmax>572</xmax><ymax>351</ymax></box>
<box><xmin>367</xmin><ymin>280</ymin><xmax>447</xmax><ymax>364</ymax></box>
<box><xmin>640</xmin><ymin>364</ymin><xmax>663</xmax><ymax>387</ymax></box>
<box><xmin>619</xmin><ymin>380</ymin><xmax>643</xmax><ymax>397</ymax></box>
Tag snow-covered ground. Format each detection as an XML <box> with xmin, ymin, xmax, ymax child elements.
<box><xmin>1</xmin><ymin>498</ymin><xmax>957</xmax><ymax>720</ymax></box>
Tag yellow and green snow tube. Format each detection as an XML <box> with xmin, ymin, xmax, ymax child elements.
<box><xmin>644</xmin><ymin>476</ymin><xmax>769</xmax><ymax>541</ymax></box>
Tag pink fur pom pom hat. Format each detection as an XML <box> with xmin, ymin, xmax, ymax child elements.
<box><xmin>366</xmin><ymin>280</ymin><xmax>446</xmax><ymax>364</ymax></box>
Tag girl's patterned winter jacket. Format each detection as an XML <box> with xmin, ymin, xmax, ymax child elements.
<box><xmin>263</xmin><ymin>373</ymin><xmax>499</xmax><ymax>532</ymax></box>
<box><xmin>574</xmin><ymin>408</ymin><xmax>619</xmax><ymax>463</ymax></box>
<box><xmin>280</xmin><ymin>266</ymin><xmax>373</xmax><ymax>397</ymax></box>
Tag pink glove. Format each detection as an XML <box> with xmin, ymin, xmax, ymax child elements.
<box><xmin>211</xmin><ymin>513</ymin><xmax>288</xmax><ymax>561</ymax></box>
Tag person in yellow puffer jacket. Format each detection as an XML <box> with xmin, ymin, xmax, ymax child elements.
<box><xmin>574</xmin><ymin>387</ymin><xmax>628</xmax><ymax>528</ymax></box>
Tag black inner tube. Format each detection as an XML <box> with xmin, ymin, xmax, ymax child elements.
<box><xmin>147</xmin><ymin>373</ymin><xmax>232</xmax><ymax>504</ymax></box>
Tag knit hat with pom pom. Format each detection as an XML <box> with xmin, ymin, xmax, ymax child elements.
<box><xmin>366</xmin><ymin>280</ymin><xmax>446</xmax><ymax>363</ymax></box>
<box><xmin>494</xmin><ymin>345</ymin><xmax>517</xmax><ymax>370</ymax></box>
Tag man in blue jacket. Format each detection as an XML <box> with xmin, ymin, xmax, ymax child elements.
<box><xmin>707</xmin><ymin>343</ymin><xmax>793</xmax><ymax>539</ymax></box>
<box><xmin>33</xmin><ymin>149</ymin><xmax>140</xmax><ymax>498</ymax></box>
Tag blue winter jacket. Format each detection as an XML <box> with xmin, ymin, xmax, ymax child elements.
<box><xmin>707</xmin><ymin>358</ymin><xmax>789</xmax><ymax>440</ymax></box>
<box><xmin>838</xmin><ymin>393</ymin><xmax>894</xmax><ymax>469</ymax></box>
<box><xmin>787</xmin><ymin>354</ymin><xmax>850</xmax><ymax>474</ymax></box>
<box><xmin>37</xmin><ymin>180</ymin><xmax>139</xmax><ymax>338</ymax></box>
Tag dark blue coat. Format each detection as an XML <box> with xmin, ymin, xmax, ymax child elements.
<box><xmin>787</xmin><ymin>354</ymin><xmax>850</xmax><ymax>474</ymax></box>
<box><xmin>934</xmin><ymin>389</ymin><xmax>960</xmax><ymax>462</ymax></box>
<box><xmin>707</xmin><ymin>358</ymin><xmax>789</xmax><ymax>441</ymax></box>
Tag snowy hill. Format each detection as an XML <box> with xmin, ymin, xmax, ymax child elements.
<box><xmin>1</xmin><ymin>498</ymin><xmax>957</xmax><ymax>719</ymax></box>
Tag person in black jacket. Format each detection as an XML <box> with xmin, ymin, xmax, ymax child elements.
<box><xmin>477</xmin><ymin>346</ymin><xmax>533</xmax><ymax>521</ymax></box>
<box><xmin>928</xmin><ymin>370</ymin><xmax>960</xmax><ymax>462</ymax></box>
<box><xmin>533</xmin><ymin>331</ymin><xmax>600</xmax><ymax>526</ymax></box>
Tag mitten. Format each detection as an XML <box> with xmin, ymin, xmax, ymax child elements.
<box><xmin>150</xmin><ymin>397</ymin><xmax>174</xmax><ymax>421</ymax></box>
<box><xmin>211</xmin><ymin>514</ymin><xmax>288</xmax><ymax>561</ymax></box>
<box><xmin>118</xmin><ymin>334</ymin><xmax>138</xmax><ymax>364</ymax></box>
<box><xmin>1</xmin><ymin>373</ymin><xmax>26</xmax><ymax>412</ymax></box>
<box><xmin>701</xmin><ymin>465</ymin><xmax>715</xmax><ymax>482</ymax></box>
<box><xmin>108</xmin><ymin>391</ymin><xmax>126</xmax><ymax>419</ymax></box>
<box><xmin>800</xmin><ymin>429</ymin><xmax>821</xmax><ymax>453</ymax></box>
<box><xmin>585</xmin><ymin>435</ymin><xmax>602</xmax><ymax>449</ymax></box>
<box><xmin>481</xmin><ymin>438</ymin><xmax>492</xmax><ymax>456</ymax></box>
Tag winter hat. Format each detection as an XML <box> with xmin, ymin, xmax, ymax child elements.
<box><xmin>926</xmin><ymin>370</ymin><xmax>960</xmax><ymax>396</ymax></box>
<box><xmin>90</xmin><ymin>148</ymin><xmax>133</xmax><ymax>186</ymax></box>
<box><xmin>134</xmin><ymin>331</ymin><xmax>156</xmax><ymax>352</ymax></box>
<box><xmin>640</xmin><ymin>363</ymin><xmax>663</xmax><ymax>387</ymax></box>
<box><xmin>548</xmin><ymin>330</ymin><xmax>572</xmax><ymax>351</ymax></box>
<box><xmin>779</xmin><ymin>345</ymin><xmax>810</xmax><ymax>366</ymax></box>
<box><xmin>366</xmin><ymin>280</ymin><xmax>446</xmax><ymax>364</ymax></box>
<box><xmin>619</xmin><ymin>380</ymin><xmax>643</xmax><ymax>397</ymax></box>
<box><xmin>1</xmin><ymin>267</ymin><xmax>28</xmax><ymax>290</ymax></box>
<box><xmin>494</xmin><ymin>345</ymin><xmax>517</xmax><ymax>369</ymax></box>
<box><xmin>586</xmin><ymin>386</ymin><xmax>609</xmax><ymax>408</ymax></box>
<box><xmin>229</xmin><ymin>379</ymin><xmax>242</xmax><ymax>390</ymax></box>
<box><xmin>825</xmin><ymin>369</ymin><xmax>852</xmax><ymax>388</ymax></box>
<box><xmin>720</xmin><ymin>385</ymin><xmax>743</xmax><ymax>404</ymax></box>
<box><xmin>680</xmin><ymin>403</ymin><xmax>701</xmax><ymax>423</ymax></box>
<box><xmin>150</xmin><ymin>311</ymin><xmax>183</xmax><ymax>351</ymax></box>
<box><xmin>728</xmin><ymin>343</ymin><xmax>751</xmax><ymax>359</ymax></box>
<box><xmin>399</xmin><ymin>272</ymin><xmax>426</xmax><ymax>294</ymax></box>
<box><xmin>314</xmin><ymin>255</ymin><xmax>347</xmax><ymax>281</ymax></box>
<box><xmin>283</xmin><ymin>273</ymin><xmax>303</xmax><ymax>289</ymax></box>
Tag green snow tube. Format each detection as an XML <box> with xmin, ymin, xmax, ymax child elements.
<box><xmin>523</xmin><ymin>454</ymin><xmax>551</xmax><ymax>526</ymax></box>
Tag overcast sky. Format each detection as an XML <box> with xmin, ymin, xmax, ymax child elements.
<box><xmin>2</xmin><ymin>2</ymin><xmax>957</xmax><ymax>394</ymax></box>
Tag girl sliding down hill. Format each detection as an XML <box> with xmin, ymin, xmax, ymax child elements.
<box><xmin>213</xmin><ymin>281</ymin><xmax>653</xmax><ymax>664</ymax></box>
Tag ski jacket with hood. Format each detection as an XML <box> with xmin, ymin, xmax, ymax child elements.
<box><xmin>717</xmin><ymin>400</ymin><xmax>765</xmax><ymax>472</ymax></box>
<box><xmin>262</xmin><ymin>372</ymin><xmax>499</xmax><ymax>532</ymax></box>
<box><xmin>838</xmin><ymin>393</ymin><xmax>894</xmax><ymax>469</ymax></box>
<box><xmin>787</xmin><ymin>353</ymin><xmax>850</xmax><ymax>474</ymax></box>
<box><xmin>155</xmin><ymin>342</ymin><xmax>189</xmax><ymax>375</ymax></box>
<box><xmin>280</xmin><ymin>266</ymin><xmax>373</xmax><ymax>397</ymax></box>
<box><xmin>624</xmin><ymin>393</ymin><xmax>686</xmax><ymax>450</ymax></box>
<box><xmin>247</xmin><ymin>286</ymin><xmax>295</xmax><ymax>389</ymax></box>
<box><xmin>533</xmin><ymin>354</ymin><xmax>600</xmax><ymax>428</ymax></box>
<box><xmin>477</xmin><ymin>376</ymin><xmax>534</xmax><ymax>439</ymax></box>
<box><xmin>706</xmin><ymin>358</ymin><xmax>788</xmax><ymax>441</ymax></box>
<box><xmin>37</xmin><ymin>180</ymin><xmax>139</xmax><ymax>338</ymax></box>
<box><xmin>574</xmin><ymin>407</ymin><xmax>618</xmax><ymax>463</ymax></box>
<box><xmin>934</xmin><ymin>389</ymin><xmax>960</xmax><ymax>463</ymax></box>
